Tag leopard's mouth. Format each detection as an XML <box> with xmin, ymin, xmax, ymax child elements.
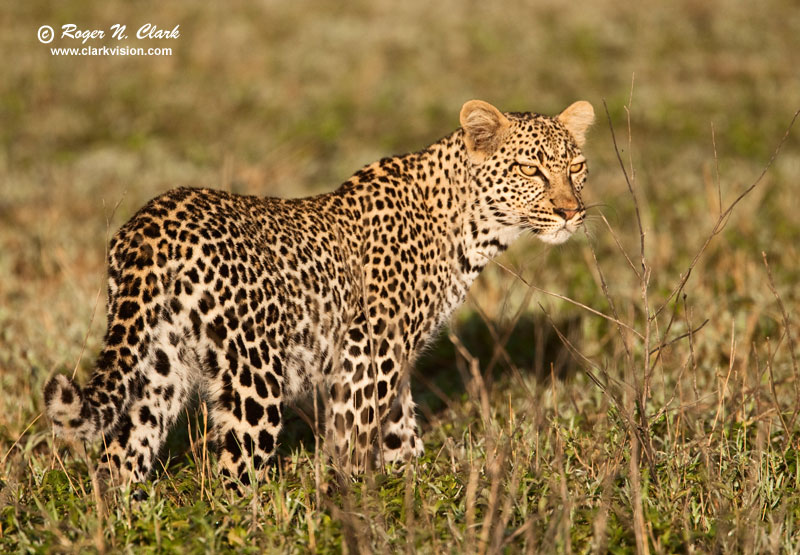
<box><xmin>535</xmin><ymin>218</ymin><xmax>582</xmax><ymax>245</ymax></box>
<box><xmin>537</xmin><ymin>226</ymin><xmax>574</xmax><ymax>245</ymax></box>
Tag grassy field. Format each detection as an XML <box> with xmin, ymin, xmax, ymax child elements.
<box><xmin>2</xmin><ymin>0</ymin><xmax>800</xmax><ymax>552</ymax></box>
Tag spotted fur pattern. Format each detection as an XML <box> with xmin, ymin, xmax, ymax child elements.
<box><xmin>43</xmin><ymin>100</ymin><xmax>594</xmax><ymax>487</ymax></box>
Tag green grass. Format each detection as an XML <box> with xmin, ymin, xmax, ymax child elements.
<box><xmin>2</xmin><ymin>0</ymin><xmax>800</xmax><ymax>552</ymax></box>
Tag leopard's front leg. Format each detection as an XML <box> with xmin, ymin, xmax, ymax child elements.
<box><xmin>325</xmin><ymin>317</ymin><xmax>421</xmax><ymax>473</ymax></box>
<box><xmin>380</xmin><ymin>379</ymin><xmax>424</xmax><ymax>463</ymax></box>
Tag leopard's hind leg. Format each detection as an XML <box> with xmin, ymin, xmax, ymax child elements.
<box><xmin>44</xmin><ymin>224</ymin><xmax>197</xmax><ymax>487</ymax></box>
<box><xmin>202</xmin><ymin>335</ymin><xmax>285</xmax><ymax>488</ymax></box>
<box><xmin>98</xmin><ymin>319</ymin><xmax>198</xmax><ymax>486</ymax></box>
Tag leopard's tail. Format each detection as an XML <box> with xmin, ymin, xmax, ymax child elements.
<box><xmin>43</xmin><ymin>277</ymin><xmax>155</xmax><ymax>443</ymax></box>
<box><xmin>43</xmin><ymin>195</ymin><xmax>178</xmax><ymax>443</ymax></box>
<box><xmin>42</xmin><ymin>302</ymin><xmax>149</xmax><ymax>443</ymax></box>
<box><xmin>43</xmin><ymin>373</ymin><xmax>102</xmax><ymax>441</ymax></box>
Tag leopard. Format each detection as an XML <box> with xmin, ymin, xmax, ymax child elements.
<box><xmin>43</xmin><ymin>99</ymin><xmax>595</xmax><ymax>489</ymax></box>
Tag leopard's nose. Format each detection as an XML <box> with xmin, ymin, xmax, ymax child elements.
<box><xmin>553</xmin><ymin>207</ymin><xmax>581</xmax><ymax>221</ymax></box>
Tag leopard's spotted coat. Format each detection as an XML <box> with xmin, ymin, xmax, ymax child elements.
<box><xmin>44</xmin><ymin>99</ymin><xmax>595</xmax><ymax>487</ymax></box>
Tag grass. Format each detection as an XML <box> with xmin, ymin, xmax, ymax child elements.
<box><xmin>2</xmin><ymin>0</ymin><xmax>800</xmax><ymax>552</ymax></box>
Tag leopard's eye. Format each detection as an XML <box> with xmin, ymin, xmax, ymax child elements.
<box><xmin>516</xmin><ymin>164</ymin><xmax>544</xmax><ymax>179</ymax></box>
<box><xmin>569</xmin><ymin>161</ymin><xmax>586</xmax><ymax>174</ymax></box>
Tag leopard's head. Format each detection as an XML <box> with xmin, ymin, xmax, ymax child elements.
<box><xmin>460</xmin><ymin>99</ymin><xmax>594</xmax><ymax>245</ymax></box>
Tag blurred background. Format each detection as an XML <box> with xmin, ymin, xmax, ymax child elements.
<box><xmin>1</xmin><ymin>0</ymin><xmax>799</xmax><ymax>541</ymax></box>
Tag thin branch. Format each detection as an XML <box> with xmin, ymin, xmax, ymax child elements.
<box><xmin>649</xmin><ymin>319</ymin><xmax>710</xmax><ymax>356</ymax></box>
<box><xmin>485</xmin><ymin>256</ymin><xmax>644</xmax><ymax>340</ymax></box>
<box><xmin>762</xmin><ymin>252</ymin><xmax>800</xmax><ymax>431</ymax></box>
<box><xmin>603</xmin><ymin>98</ymin><xmax>646</xmax><ymax>271</ymax></box>
<box><xmin>1</xmin><ymin>412</ymin><xmax>43</xmax><ymax>466</ymax></box>
<box><xmin>585</xmin><ymin>228</ymin><xmax>633</xmax><ymax>359</ymax></box>
<box><xmin>710</xmin><ymin>122</ymin><xmax>722</xmax><ymax>216</ymax></box>
<box><xmin>653</xmin><ymin>109</ymin><xmax>800</xmax><ymax>319</ymax></box>
<box><xmin>72</xmin><ymin>193</ymin><xmax>126</xmax><ymax>380</ymax></box>
<box><xmin>598</xmin><ymin>212</ymin><xmax>640</xmax><ymax>279</ymax></box>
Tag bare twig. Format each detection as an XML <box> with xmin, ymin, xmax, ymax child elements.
<box><xmin>653</xmin><ymin>109</ymin><xmax>800</xmax><ymax>320</ymax></box>
<box><xmin>71</xmin><ymin>193</ymin><xmax>126</xmax><ymax>380</ymax></box>
<box><xmin>597</xmin><ymin>212</ymin><xmax>640</xmax><ymax>279</ymax></box>
<box><xmin>605</xmin><ymin>88</ymin><xmax>658</xmax><ymax>479</ymax></box>
<box><xmin>464</xmin><ymin>431</ymin><xmax>479</xmax><ymax>552</ymax></box>
<box><xmin>649</xmin><ymin>319</ymin><xmax>710</xmax><ymax>356</ymax></box>
<box><xmin>603</xmin><ymin>98</ymin><xmax>645</xmax><ymax>271</ymax></box>
<box><xmin>1</xmin><ymin>412</ymin><xmax>42</xmax><ymax>467</ymax></box>
<box><xmin>585</xmin><ymin>228</ymin><xmax>633</xmax><ymax>359</ymax></box>
<box><xmin>486</xmin><ymin>256</ymin><xmax>644</xmax><ymax>339</ymax></box>
<box><xmin>762</xmin><ymin>252</ymin><xmax>800</xmax><ymax>431</ymax></box>
<box><xmin>538</xmin><ymin>304</ymin><xmax>619</xmax><ymax>399</ymax></box>
<box><xmin>710</xmin><ymin>122</ymin><xmax>722</xmax><ymax>216</ymax></box>
<box><xmin>764</xmin><ymin>338</ymin><xmax>791</xmax><ymax>439</ymax></box>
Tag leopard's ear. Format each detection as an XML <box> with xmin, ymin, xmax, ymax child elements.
<box><xmin>460</xmin><ymin>100</ymin><xmax>511</xmax><ymax>164</ymax></box>
<box><xmin>557</xmin><ymin>101</ymin><xmax>595</xmax><ymax>147</ymax></box>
